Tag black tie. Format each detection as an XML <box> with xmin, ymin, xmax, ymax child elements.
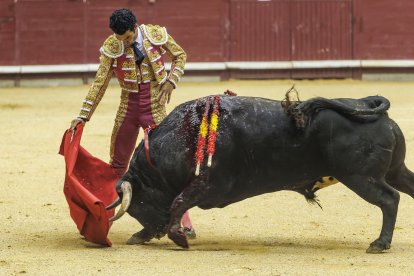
<box><xmin>132</xmin><ymin>42</ymin><xmax>145</xmax><ymax>66</ymax></box>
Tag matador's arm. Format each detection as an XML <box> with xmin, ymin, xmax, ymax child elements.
<box><xmin>161</xmin><ymin>34</ymin><xmax>187</xmax><ymax>88</ymax></box>
<box><xmin>77</xmin><ymin>35</ymin><xmax>122</xmax><ymax>121</ymax></box>
<box><xmin>77</xmin><ymin>54</ymin><xmax>114</xmax><ymax>121</ymax></box>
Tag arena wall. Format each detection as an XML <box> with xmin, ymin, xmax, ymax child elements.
<box><xmin>1</xmin><ymin>0</ymin><xmax>414</xmax><ymax>83</ymax></box>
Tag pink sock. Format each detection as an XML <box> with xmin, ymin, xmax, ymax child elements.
<box><xmin>181</xmin><ymin>210</ymin><xmax>193</xmax><ymax>229</ymax></box>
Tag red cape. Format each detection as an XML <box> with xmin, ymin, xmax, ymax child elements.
<box><xmin>59</xmin><ymin>124</ymin><xmax>118</xmax><ymax>246</ymax></box>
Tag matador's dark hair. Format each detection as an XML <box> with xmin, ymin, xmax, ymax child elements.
<box><xmin>109</xmin><ymin>8</ymin><xmax>137</xmax><ymax>35</ymax></box>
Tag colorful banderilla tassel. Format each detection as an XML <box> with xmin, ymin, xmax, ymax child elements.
<box><xmin>195</xmin><ymin>97</ymin><xmax>211</xmax><ymax>176</ymax></box>
<box><xmin>207</xmin><ymin>96</ymin><xmax>220</xmax><ymax>167</ymax></box>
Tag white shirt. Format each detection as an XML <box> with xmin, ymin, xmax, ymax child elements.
<box><xmin>135</xmin><ymin>28</ymin><xmax>147</xmax><ymax>57</ymax></box>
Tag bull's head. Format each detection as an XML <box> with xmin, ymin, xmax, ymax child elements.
<box><xmin>106</xmin><ymin>181</ymin><xmax>132</xmax><ymax>221</ymax></box>
<box><xmin>105</xmin><ymin>160</ymin><xmax>175</xmax><ymax>237</ymax></box>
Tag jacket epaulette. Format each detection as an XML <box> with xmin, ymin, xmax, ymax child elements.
<box><xmin>142</xmin><ymin>24</ymin><xmax>168</xmax><ymax>45</ymax></box>
<box><xmin>100</xmin><ymin>34</ymin><xmax>124</xmax><ymax>58</ymax></box>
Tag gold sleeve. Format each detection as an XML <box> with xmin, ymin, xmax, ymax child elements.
<box><xmin>162</xmin><ymin>34</ymin><xmax>187</xmax><ymax>88</ymax></box>
<box><xmin>78</xmin><ymin>54</ymin><xmax>114</xmax><ymax>121</ymax></box>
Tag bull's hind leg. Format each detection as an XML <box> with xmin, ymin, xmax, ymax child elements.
<box><xmin>167</xmin><ymin>176</ymin><xmax>209</xmax><ymax>248</ymax></box>
<box><xmin>339</xmin><ymin>175</ymin><xmax>400</xmax><ymax>253</ymax></box>
<box><xmin>386</xmin><ymin>164</ymin><xmax>414</xmax><ymax>199</ymax></box>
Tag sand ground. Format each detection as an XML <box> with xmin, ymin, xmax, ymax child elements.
<box><xmin>1</xmin><ymin>79</ymin><xmax>414</xmax><ymax>275</ymax></box>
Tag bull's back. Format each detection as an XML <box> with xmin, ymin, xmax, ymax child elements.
<box><xmin>197</xmin><ymin>97</ymin><xmax>322</xmax><ymax>201</ymax></box>
<box><xmin>150</xmin><ymin>96</ymin><xmax>313</xmax><ymax>194</ymax></box>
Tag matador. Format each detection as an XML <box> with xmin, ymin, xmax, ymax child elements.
<box><xmin>70</xmin><ymin>8</ymin><xmax>195</xmax><ymax>242</ymax></box>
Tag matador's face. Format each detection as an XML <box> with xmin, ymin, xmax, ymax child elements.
<box><xmin>116</xmin><ymin>23</ymin><xmax>139</xmax><ymax>47</ymax></box>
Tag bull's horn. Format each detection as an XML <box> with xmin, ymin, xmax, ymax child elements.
<box><xmin>109</xmin><ymin>181</ymin><xmax>132</xmax><ymax>222</ymax></box>
<box><xmin>106</xmin><ymin>197</ymin><xmax>121</xmax><ymax>210</ymax></box>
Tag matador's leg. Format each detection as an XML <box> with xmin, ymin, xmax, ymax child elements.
<box><xmin>110</xmin><ymin>91</ymin><xmax>141</xmax><ymax>177</ymax></box>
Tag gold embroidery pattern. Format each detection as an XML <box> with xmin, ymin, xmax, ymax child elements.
<box><xmin>79</xmin><ymin>54</ymin><xmax>114</xmax><ymax>120</ymax></box>
<box><xmin>113</xmin><ymin>47</ymin><xmax>140</xmax><ymax>91</ymax></box>
<box><xmin>143</xmin><ymin>24</ymin><xmax>168</xmax><ymax>45</ymax></box>
<box><xmin>163</xmin><ymin>35</ymin><xmax>187</xmax><ymax>88</ymax></box>
<box><xmin>109</xmin><ymin>90</ymin><xmax>130</xmax><ymax>164</ymax></box>
<box><xmin>143</xmin><ymin>39</ymin><xmax>167</xmax><ymax>84</ymax></box>
<box><xmin>141</xmin><ymin>73</ymin><xmax>154</xmax><ymax>83</ymax></box>
<box><xmin>150</xmin><ymin>81</ymin><xmax>167</xmax><ymax>125</ymax></box>
<box><xmin>121</xmin><ymin>59</ymin><xmax>136</xmax><ymax>71</ymax></box>
<box><xmin>144</xmin><ymin>40</ymin><xmax>160</xmax><ymax>62</ymax></box>
<box><xmin>124</xmin><ymin>47</ymin><xmax>134</xmax><ymax>58</ymax></box>
<box><xmin>120</xmin><ymin>81</ymin><xmax>139</xmax><ymax>92</ymax></box>
<box><xmin>122</xmin><ymin>48</ymin><xmax>137</xmax><ymax>89</ymax></box>
<box><xmin>140</xmin><ymin>24</ymin><xmax>185</xmax><ymax>87</ymax></box>
<box><xmin>124</xmin><ymin>70</ymin><xmax>138</xmax><ymax>81</ymax></box>
<box><xmin>138</xmin><ymin>58</ymin><xmax>154</xmax><ymax>83</ymax></box>
<box><xmin>100</xmin><ymin>34</ymin><xmax>124</xmax><ymax>58</ymax></box>
<box><xmin>141</xmin><ymin>57</ymin><xmax>150</xmax><ymax>65</ymax></box>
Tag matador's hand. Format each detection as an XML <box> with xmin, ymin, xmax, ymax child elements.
<box><xmin>157</xmin><ymin>81</ymin><xmax>174</xmax><ymax>104</ymax></box>
<box><xmin>70</xmin><ymin>118</ymin><xmax>85</xmax><ymax>131</ymax></box>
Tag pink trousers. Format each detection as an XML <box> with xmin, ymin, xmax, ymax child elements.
<box><xmin>110</xmin><ymin>83</ymin><xmax>155</xmax><ymax>177</ymax></box>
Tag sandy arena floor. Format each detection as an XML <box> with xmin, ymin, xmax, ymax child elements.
<box><xmin>1</xmin><ymin>79</ymin><xmax>414</xmax><ymax>275</ymax></box>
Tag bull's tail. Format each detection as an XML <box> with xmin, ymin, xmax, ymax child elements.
<box><xmin>385</xmin><ymin>120</ymin><xmax>414</xmax><ymax>199</ymax></box>
<box><xmin>294</xmin><ymin>96</ymin><xmax>390</xmax><ymax>127</ymax></box>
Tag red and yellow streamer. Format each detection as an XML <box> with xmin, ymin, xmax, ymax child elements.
<box><xmin>195</xmin><ymin>97</ymin><xmax>211</xmax><ymax>176</ymax></box>
<box><xmin>207</xmin><ymin>96</ymin><xmax>220</xmax><ymax>167</ymax></box>
<box><xmin>194</xmin><ymin>96</ymin><xmax>221</xmax><ymax>176</ymax></box>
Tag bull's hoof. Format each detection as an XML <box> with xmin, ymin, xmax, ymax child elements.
<box><xmin>183</xmin><ymin>227</ymin><xmax>197</xmax><ymax>239</ymax></box>
<box><xmin>126</xmin><ymin>229</ymin><xmax>154</xmax><ymax>245</ymax></box>
<box><xmin>366</xmin><ymin>240</ymin><xmax>390</xmax><ymax>254</ymax></box>
<box><xmin>168</xmin><ymin>229</ymin><xmax>189</xmax><ymax>249</ymax></box>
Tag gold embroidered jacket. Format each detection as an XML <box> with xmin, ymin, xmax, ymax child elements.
<box><xmin>78</xmin><ymin>24</ymin><xmax>187</xmax><ymax>121</ymax></box>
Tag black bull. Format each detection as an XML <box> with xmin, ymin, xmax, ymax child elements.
<box><xmin>107</xmin><ymin>95</ymin><xmax>414</xmax><ymax>253</ymax></box>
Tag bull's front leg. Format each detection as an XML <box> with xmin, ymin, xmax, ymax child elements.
<box><xmin>168</xmin><ymin>176</ymin><xmax>209</xmax><ymax>248</ymax></box>
<box><xmin>126</xmin><ymin>227</ymin><xmax>155</xmax><ymax>245</ymax></box>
